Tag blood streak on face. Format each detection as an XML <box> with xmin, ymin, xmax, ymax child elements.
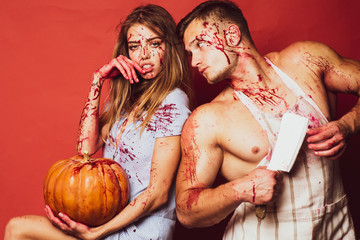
<box><xmin>196</xmin><ymin>21</ymin><xmax>231</xmax><ymax>65</ymax></box>
<box><xmin>127</xmin><ymin>23</ymin><xmax>165</xmax><ymax>80</ymax></box>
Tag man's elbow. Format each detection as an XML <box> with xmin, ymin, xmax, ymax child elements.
<box><xmin>175</xmin><ymin>207</ymin><xmax>198</xmax><ymax>229</ymax></box>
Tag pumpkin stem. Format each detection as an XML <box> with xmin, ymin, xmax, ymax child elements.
<box><xmin>83</xmin><ymin>151</ymin><xmax>90</xmax><ymax>161</ymax></box>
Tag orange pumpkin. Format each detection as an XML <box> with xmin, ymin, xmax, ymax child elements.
<box><xmin>43</xmin><ymin>154</ymin><xmax>129</xmax><ymax>227</ymax></box>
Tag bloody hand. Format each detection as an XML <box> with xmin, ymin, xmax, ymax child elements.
<box><xmin>306</xmin><ymin>120</ymin><xmax>349</xmax><ymax>160</ymax></box>
<box><xmin>243</xmin><ymin>166</ymin><xmax>283</xmax><ymax>205</ymax></box>
<box><xmin>95</xmin><ymin>55</ymin><xmax>145</xmax><ymax>84</ymax></box>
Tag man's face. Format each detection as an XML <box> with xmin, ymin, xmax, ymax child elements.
<box><xmin>183</xmin><ymin>19</ymin><xmax>236</xmax><ymax>84</ymax></box>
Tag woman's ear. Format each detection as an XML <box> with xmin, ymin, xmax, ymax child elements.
<box><xmin>225</xmin><ymin>25</ymin><xmax>241</xmax><ymax>47</ymax></box>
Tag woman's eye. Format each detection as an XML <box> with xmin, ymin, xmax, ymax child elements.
<box><xmin>128</xmin><ymin>45</ymin><xmax>139</xmax><ymax>51</ymax></box>
<box><xmin>150</xmin><ymin>41</ymin><xmax>161</xmax><ymax>48</ymax></box>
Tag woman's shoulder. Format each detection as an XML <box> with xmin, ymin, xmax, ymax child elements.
<box><xmin>166</xmin><ymin>88</ymin><xmax>188</xmax><ymax>99</ymax></box>
<box><xmin>162</xmin><ymin>88</ymin><xmax>189</xmax><ymax>106</ymax></box>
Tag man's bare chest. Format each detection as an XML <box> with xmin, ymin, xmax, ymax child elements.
<box><xmin>217</xmin><ymin>110</ymin><xmax>270</xmax><ymax>180</ymax></box>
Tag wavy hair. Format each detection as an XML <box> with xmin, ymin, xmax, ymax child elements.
<box><xmin>100</xmin><ymin>4</ymin><xmax>192</xmax><ymax>140</ymax></box>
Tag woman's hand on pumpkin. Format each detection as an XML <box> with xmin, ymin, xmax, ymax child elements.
<box><xmin>45</xmin><ymin>205</ymin><xmax>98</xmax><ymax>240</ymax></box>
<box><xmin>95</xmin><ymin>55</ymin><xmax>145</xmax><ymax>84</ymax></box>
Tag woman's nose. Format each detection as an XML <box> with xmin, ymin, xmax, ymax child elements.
<box><xmin>141</xmin><ymin>45</ymin><xmax>151</xmax><ymax>59</ymax></box>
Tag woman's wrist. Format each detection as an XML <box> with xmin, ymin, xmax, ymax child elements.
<box><xmin>92</xmin><ymin>72</ymin><xmax>104</xmax><ymax>88</ymax></box>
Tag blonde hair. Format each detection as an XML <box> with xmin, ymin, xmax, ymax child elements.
<box><xmin>100</xmin><ymin>4</ymin><xmax>192</xmax><ymax>140</ymax></box>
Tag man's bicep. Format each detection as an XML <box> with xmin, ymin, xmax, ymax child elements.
<box><xmin>178</xmin><ymin>116</ymin><xmax>223</xmax><ymax>190</ymax></box>
<box><xmin>319</xmin><ymin>45</ymin><xmax>360</xmax><ymax>95</ymax></box>
<box><xmin>333</xmin><ymin>57</ymin><xmax>360</xmax><ymax>95</ymax></box>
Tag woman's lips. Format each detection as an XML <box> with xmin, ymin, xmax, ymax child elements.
<box><xmin>141</xmin><ymin>64</ymin><xmax>154</xmax><ymax>73</ymax></box>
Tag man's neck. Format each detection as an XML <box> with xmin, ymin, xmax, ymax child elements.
<box><xmin>229</xmin><ymin>51</ymin><xmax>272</xmax><ymax>91</ymax></box>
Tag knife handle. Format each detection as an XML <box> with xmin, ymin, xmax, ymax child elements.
<box><xmin>255</xmin><ymin>205</ymin><xmax>267</xmax><ymax>219</ymax></box>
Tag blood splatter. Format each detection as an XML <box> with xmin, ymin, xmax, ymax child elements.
<box><xmin>239</xmin><ymin>87</ymin><xmax>287</xmax><ymax>108</ymax></box>
<box><xmin>186</xmin><ymin>188</ymin><xmax>204</xmax><ymax>210</ymax></box>
<box><xmin>146</xmin><ymin>103</ymin><xmax>179</xmax><ymax>133</ymax></box>
<box><xmin>252</xmin><ymin>180</ymin><xmax>256</xmax><ymax>202</ymax></box>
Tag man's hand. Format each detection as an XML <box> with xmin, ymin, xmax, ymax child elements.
<box><xmin>240</xmin><ymin>166</ymin><xmax>283</xmax><ymax>205</ymax></box>
<box><xmin>306</xmin><ymin>120</ymin><xmax>350</xmax><ymax>160</ymax></box>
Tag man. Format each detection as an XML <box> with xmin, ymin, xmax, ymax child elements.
<box><xmin>175</xmin><ymin>0</ymin><xmax>359</xmax><ymax>239</ymax></box>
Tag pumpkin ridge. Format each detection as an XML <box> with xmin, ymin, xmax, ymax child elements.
<box><xmin>98</xmin><ymin>161</ymin><xmax>107</xmax><ymax>223</ymax></box>
<box><xmin>76</xmin><ymin>161</ymin><xmax>83</xmax><ymax>223</ymax></box>
<box><xmin>53</xmin><ymin>161</ymin><xmax>72</xmax><ymax>216</ymax></box>
<box><xmin>51</xmin><ymin>160</ymin><xmax>74</xmax><ymax>216</ymax></box>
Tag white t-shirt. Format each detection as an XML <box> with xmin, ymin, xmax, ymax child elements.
<box><xmin>103</xmin><ymin>88</ymin><xmax>190</xmax><ymax>240</ymax></box>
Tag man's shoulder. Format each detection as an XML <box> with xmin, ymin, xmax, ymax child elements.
<box><xmin>277</xmin><ymin>41</ymin><xmax>334</xmax><ymax>64</ymax></box>
<box><xmin>183</xmin><ymin>93</ymin><xmax>251</xmax><ymax>133</ymax></box>
<box><xmin>187</xmin><ymin>101</ymin><xmax>224</xmax><ymax>124</ymax></box>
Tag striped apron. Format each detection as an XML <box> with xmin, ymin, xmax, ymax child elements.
<box><xmin>223</xmin><ymin>59</ymin><xmax>355</xmax><ymax>240</ymax></box>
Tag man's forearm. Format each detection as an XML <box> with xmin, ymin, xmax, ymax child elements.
<box><xmin>339</xmin><ymin>98</ymin><xmax>360</xmax><ymax>135</ymax></box>
<box><xmin>176</xmin><ymin>183</ymin><xmax>243</xmax><ymax>228</ymax></box>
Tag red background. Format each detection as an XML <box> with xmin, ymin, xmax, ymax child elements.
<box><xmin>1</xmin><ymin>0</ymin><xmax>359</xmax><ymax>239</ymax></box>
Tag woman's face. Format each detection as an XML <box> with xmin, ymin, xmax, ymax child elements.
<box><xmin>127</xmin><ymin>23</ymin><xmax>165</xmax><ymax>80</ymax></box>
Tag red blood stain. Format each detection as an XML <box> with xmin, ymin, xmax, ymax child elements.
<box><xmin>252</xmin><ymin>180</ymin><xmax>256</xmax><ymax>202</ymax></box>
<box><xmin>182</xmin><ymin>138</ymin><xmax>200</xmax><ymax>185</ymax></box>
<box><xmin>240</xmin><ymin>87</ymin><xmax>286</xmax><ymax>107</ymax></box>
<box><xmin>307</xmin><ymin>113</ymin><xmax>322</xmax><ymax>128</ymax></box>
<box><xmin>186</xmin><ymin>188</ymin><xmax>204</xmax><ymax>210</ymax></box>
<box><xmin>72</xmin><ymin>159</ymin><xmax>117</xmax><ymax>174</ymax></box>
<box><xmin>196</xmin><ymin>33</ymin><xmax>230</xmax><ymax>64</ymax></box>
<box><xmin>130</xmin><ymin>198</ymin><xmax>137</xmax><ymax>206</ymax></box>
<box><xmin>135</xmin><ymin>173</ymin><xmax>143</xmax><ymax>184</ymax></box>
<box><xmin>119</xmin><ymin>145</ymin><xmax>136</xmax><ymax>162</ymax></box>
<box><xmin>77</xmin><ymin>137</ymin><xmax>89</xmax><ymax>153</ymax></box>
<box><xmin>146</xmin><ymin>104</ymin><xmax>179</xmax><ymax>132</ymax></box>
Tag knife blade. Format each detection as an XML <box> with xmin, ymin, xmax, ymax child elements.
<box><xmin>256</xmin><ymin>112</ymin><xmax>309</xmax><ymax>219</ymax></box>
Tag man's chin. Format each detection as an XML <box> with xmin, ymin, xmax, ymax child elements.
<box><xmin>205</xmin><ymin>75</ymin><xmax>222</xmax><ymax>85</ymax></box>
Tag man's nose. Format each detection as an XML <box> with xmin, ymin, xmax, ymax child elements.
<box><xmin>191</xmin><ymin>54</ymin><xmax>200</xmax><ymax>67</ymax></box>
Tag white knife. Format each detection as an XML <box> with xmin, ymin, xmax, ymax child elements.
<box><xmin>256</xmin><ymin>112</ymin><xmax>309</xmax><ymax>219</ymax></box>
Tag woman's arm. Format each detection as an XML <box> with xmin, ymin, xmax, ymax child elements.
<box><xmin>76</xmin><ymin>56</ymin><xmax>144</xmax><ymax>155</ymax></box>
<box><xmin>76</xmin><ymin>72</ymin><xmax>106</xmax><ymax>155</ymax></box>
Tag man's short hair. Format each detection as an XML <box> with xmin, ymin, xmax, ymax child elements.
<box><xmin>176</xmin><ymin>0</ymin><xmax>253</xmax><ymax>44</ymax></box>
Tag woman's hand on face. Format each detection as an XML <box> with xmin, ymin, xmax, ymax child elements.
<box><xmin>95</xmin><ymin>55</ymin><xmax>145</xmax><ymax>84</ymax></box>
<box><xmin>44</xmin><ymin>205</ymin><xmax>98</xmax><ymax>240</ymax></box>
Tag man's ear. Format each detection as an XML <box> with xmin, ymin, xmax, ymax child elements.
<box><xmin>225</xmin><ymin>25</ymin><xmax>241</xmax><ymax>47</ymax></box>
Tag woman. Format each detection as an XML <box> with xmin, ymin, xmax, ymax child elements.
<box><xmin>5</xmin><ymin>4</ymin><xmax>191</xmax><ymax>240</ymax></box>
